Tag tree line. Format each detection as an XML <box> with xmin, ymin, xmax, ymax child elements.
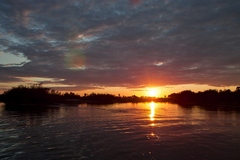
<box><xmin>0</xmin><ymin>84</ymin><xmax>159</xmax><ymax>106</ymax></box>
<box><xmin>0</xmin><ymin>84</ymin><xmax>240</xmax><ymax>108</ymax></box>
<box><xmin>167</xmin><ymin>88</ymin><xmax>240</xmax><ymax>106</ymax></box>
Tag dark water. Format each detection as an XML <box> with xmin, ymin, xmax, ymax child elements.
<box><xmin>1</xmin><ymin>102</ymin><xmax>240</xmax><ymax>160</ymax></box>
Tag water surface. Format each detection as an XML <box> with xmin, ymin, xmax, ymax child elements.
<box><xmin>1</xmin><ymin>102</ymin><xmax>240</xmax><ymax>160</ymax></box>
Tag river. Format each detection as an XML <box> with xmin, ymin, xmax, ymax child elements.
<box><xmin>1</xmin><ymin>102</ymin><xmax>240</xmax><ymax>160</ymax></box>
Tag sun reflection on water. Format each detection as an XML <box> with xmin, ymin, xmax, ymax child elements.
<box><xmin>149</xmin><ymin>102</ymin><xmax>155</xmax><ymax>121</ymax></box>
<box><xmin>148</xmin><ymin>102</ymin><xmax>161</xmax><ymax>140</ymax></box>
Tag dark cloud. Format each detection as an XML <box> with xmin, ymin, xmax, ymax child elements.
<box><xmin>0</xmin><ymin>0</ymin><xmax>240</xmax><ymax>92</ymax></box>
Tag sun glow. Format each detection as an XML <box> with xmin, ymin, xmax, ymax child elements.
<box><xmin>147</xmin><ymin>88</ymin><xmax>159</xmax><ymax>97</ymax></box>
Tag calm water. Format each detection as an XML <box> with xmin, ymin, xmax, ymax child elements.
<box><xmin>1</xmin><ymin>102</ymin><xmax>240</xmax><ymax>160</ymax></box>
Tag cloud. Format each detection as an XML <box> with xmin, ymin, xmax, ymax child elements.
<box><xmin>0</xmin><ymin>0</ymin><xmax>240</xmax><ymax>92</ymax></box>
<box><xmin>0</xmin><ymin>51</ymin><xmax>30</xmax><ymax>67</ymax></box>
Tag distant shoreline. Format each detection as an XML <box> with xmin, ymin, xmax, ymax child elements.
<box><xmin>0</xmin><ymin>84</ymin><xmax>240</xmax><ymax>110</ymax></box>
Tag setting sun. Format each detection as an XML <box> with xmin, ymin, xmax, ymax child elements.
<box><xmin>147</xmin><ymin>88</ymin><xmax>159</xmax><ymax>97</ymax></box>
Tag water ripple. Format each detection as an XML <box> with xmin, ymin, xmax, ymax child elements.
<box><xmin>1</xmin><ymin>103</ymin><xmax>240</xmax><ymax>159</ymax></box>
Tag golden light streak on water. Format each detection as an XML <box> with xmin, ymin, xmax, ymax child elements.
<box><xmin>149</xmin><ymin>102</ymin><xmax>155</xmax><ymax>121</ymax></box>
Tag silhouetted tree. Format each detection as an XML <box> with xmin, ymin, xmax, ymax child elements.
<box><xmin>1</xmin><ymin>84</ymin><xmax>64</xmax><ymax>106</ymax></box>
<box><xmin>168</xmin><ymin>88</ymin><xmax>240</xmax><ymax>107</ymax></box>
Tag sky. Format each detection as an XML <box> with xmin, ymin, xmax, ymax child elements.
<box><xmin>0</xmin><ymin>0</ymin><xmax>240</xmax><ymax>97</ymax></box>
